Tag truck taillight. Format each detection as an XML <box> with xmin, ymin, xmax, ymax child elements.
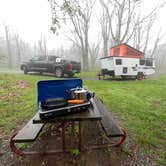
<box><xmin>68</xmin><ymin>63</ymin><xmax>73</xmax><ymax>70</ymax></box>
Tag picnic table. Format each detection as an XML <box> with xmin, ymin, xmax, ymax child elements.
<box><xmin>10</xmin><ymin>95</ymin><xmax>126</xmax><ymax>156</ymax></box>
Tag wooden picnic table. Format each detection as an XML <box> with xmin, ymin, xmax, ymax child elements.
<box><xmin>10</xmin><ymin>95</ymin><xmax>126</xmax><ymax>156</ymax></box>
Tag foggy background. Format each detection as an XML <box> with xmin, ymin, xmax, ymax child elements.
<box><xmin>0</xmin><ymin>0</ymin><xmax>166</xmax><ymax>73</ymax></box>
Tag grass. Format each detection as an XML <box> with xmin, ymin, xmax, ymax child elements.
<box><xmin>0</xmin><ymin>72</ymin><xmax>166</xmax><ymax>164</ymax></box>
<box><xmin>0</xmin><ymin>74</ymin><xmax>54</xmax><ymax>139</ymax></box>
<box><xmin>84</xmin><ymin>77</ymin><xmax>166</xmax><ymax>164</ymax></box>
<box><xmin>76</xmin><ymin>70</ymin><xmax>99</xmax><ymax>78</ymax></box>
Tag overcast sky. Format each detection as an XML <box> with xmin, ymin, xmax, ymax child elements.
<box><xmin>0</xmin><ymin>0</ymin><xmax>70</xmax><ymax>49</ymax></box>
<box><xmin>0</xmin><ymin>0</ymin><xmax>166</xmax><ymax>50</ymax></box>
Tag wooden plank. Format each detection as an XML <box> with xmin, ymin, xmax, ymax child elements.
<box><xmin>13</xmin><ymin>113</ymin><xmax>44</xmax><ymax>143</ymax></box>
<box><xmin>93</xmin><ymin>96</ymin><xmax>124</xmax><ymax>137</ymax></box>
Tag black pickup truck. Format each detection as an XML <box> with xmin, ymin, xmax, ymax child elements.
<box><xmin>20</xmin><ymin>55</ymin><xmax>81</xmax><ymax>77</ymax></box>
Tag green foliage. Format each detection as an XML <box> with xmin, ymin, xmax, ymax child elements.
<box><xmin>66</xmin><ymin>123</ymin><xmax>79</xmax><ymax>137</ymax></box>
<box><xmin>18</xmin><ymin>143</ymin><xmax>29</xmax><ymax>150</ymax></box>
<box><xmin>50</xmin><ymin>0</ymin><xmax>80</xmax><ymax>33</ymax></box>
<box><xmin>123</xmin><ymin>148</ymin><xmax>133</xmax><ymax>157</ymax></box>
<box><xmin>157</xmin><ymin>150</ymin><xmax>166</xmax><ymax>165</ymax></box>
<box><xmin>70</xmin><ymin>148</ymin><xmax>80</xmax><ymax>156</ymax></box>
<box><xmin>62</xmin><ymin>0</ymin><xmax>78</xmax><ymax>16</ymax></box>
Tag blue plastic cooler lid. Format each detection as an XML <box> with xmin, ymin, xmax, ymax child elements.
<box><xmin>37</xmin><ymin>79</ymin><xmax>82</xmax><ymax>109</ymax></box>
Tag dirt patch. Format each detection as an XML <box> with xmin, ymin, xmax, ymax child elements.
<box><xmin>0</xmin><ymin>121</ymin><xmax>159</xmax><ymax>166</ymax></box>
<box><xmin>17</xmin><ymin>80</ymin><xmax>30</xmax><ymax>89</ymax></box>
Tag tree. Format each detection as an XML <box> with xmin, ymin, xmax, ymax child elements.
<box><xmin>64</xmin><ymin>0</ymin><xmax>95</xmax><ymax>70</ymax></box>
<box><xmin>49</xmin><ymin>0</ymin><xmax>80</xmax><ymax>33</ymax></box>
<box><xmin>89</xmin><ymin>36</ymin><xmax>101</xmax><ymax>69</ymax></box>
<box><xmin>100</xmin><ymin>0</ymin><xmax>165</xmax><ymax>56</ymax></box>
<box><xmin>99</xmin><ymin>5</ymin><xmax>110</xmax><ymax>57</ymax></box>
<box><xmin>38</xmin><ymin>36</ymin><xmax>47</xmax><ymax>56</ymax></box>
<box><xmin>132</xmin><ymin>2</ymin><xmax>165</xmax><ymax>56</ymax></box>
<box><xmin>14</xmin><ymin>33</ymin><xmax>21</xmax><ymax>66</ymax></box>
<box><xmin>49</xmin><ymin>0</ymin><xmax>96</xmax><ymax>70</ymax></box>
<box><xmin>4</xmin><ymin>25</ymin><xmax>12</xmax><ymax>68</ymax></box>
<box><xmin>100</xmin><ymin>0</ymin><xmax>140</xmax><ymax>46</ymax></box>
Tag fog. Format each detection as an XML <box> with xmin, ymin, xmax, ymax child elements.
<box><xmin>0</xmin><ymin>0</ymin><xmax>166</xmax><ymax>74</ymax></box>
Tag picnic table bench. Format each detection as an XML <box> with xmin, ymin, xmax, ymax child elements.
<box><xmin>10</xmin><ymin>95</ymin><xmax>126</xmax><ymax>156</ymax></box>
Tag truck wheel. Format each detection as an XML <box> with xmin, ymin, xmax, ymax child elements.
<box><xmin>22</xmin><ymin>66</ymin><xmax>28</xmax><ymax>74</ymax></box>
<box><xmin>55</xmin><ymin>68</ymin><xmax>64</xmax><ymax>78</ymax></box>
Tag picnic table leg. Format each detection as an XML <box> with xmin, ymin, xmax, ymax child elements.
<box><xmin>78</xmin><ymin>121</ymin><xmax>82</xmax><ymax>151</ymax></box>
<box><xmin>61</xmin><ymin>122</ymin><xmax>66</xmax><ymax>152</ymax></box>
<box><xmin>10</xmin><ymin>131</ymin><xmax>23</xmax><ymax>156</ymax></box>
<box><xmin>114</xmin><ymin>127</ymin><xmax>127</xmax><ymax>147</ymax></box>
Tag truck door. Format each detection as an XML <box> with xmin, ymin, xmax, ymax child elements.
<box><xmin>29</xmin><ymin>56</ymin><xmax>40</xmax><ymax>70</ymax></box>
<box><xmin>33</xmin><ymin>56</ymin><xmax>48</xmax><ymax>71</ymax></box>
<box><xmin>47</xmin><ymin>56</ymin><xmax>57</xmax><ymax>71</ymax></box>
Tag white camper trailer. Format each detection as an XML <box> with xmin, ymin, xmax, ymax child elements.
<box><xmin>99</xmin><ymin>44</ymin><xmax>155</xmax><ymax>79</ymax></box>
<box><xmin>100</xmin><ymin>56</ymin><xmax>155</xmax><ymax>79</ymax></box>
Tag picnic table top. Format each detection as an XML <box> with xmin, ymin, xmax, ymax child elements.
<box><xmin>33</xmin><ymin>99</ymin><xmax>102</xmax><ymax>124</ymax></box>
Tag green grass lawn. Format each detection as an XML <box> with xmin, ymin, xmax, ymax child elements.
<box><xmin>0</xmin><ymin>73</ymin><xmax>166</xmax><ymax>164</ymax></box>
<box><xmin>77</xmin><ymin>70</ymin><xmax>99</xmax><ymax>78</ymax></box>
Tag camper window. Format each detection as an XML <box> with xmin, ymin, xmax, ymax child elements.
<box><xmin>116</xmin><ymin>59</ymin><xmax>122</xmax><ymax>65</ymax></box>
<box><xmin>140</xmin><ymin>59</ymin><xmax>145</xmax><ymax>65</ymax></box>
<box><xmin>146</xmin><ymin>59</ymin><xmax>153</xmax><ymax>66</ymax></box>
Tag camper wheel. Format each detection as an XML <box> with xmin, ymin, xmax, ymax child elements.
<box><xmin>137</xmin><ymin>73</ymin><xmax>145</xmax><ymax>80</ymax></box>
<box><xmin>121</xmin><ymin>75</ymin><xmax>127</xmax><ymax>80</ymax></box>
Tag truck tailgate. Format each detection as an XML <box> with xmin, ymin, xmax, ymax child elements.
<box><xmin>71</xmin><ymin>61</ymin><xmax>81</xmax><ymax>71</ymax></box>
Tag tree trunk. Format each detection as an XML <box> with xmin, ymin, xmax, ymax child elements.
<box><xmin>84</xmin><ymin>25</ymin><xmax>89</xmax><ymax>70</ymax></box>
<box><xmin>4</xmin><ymin>25</ymin><xmax>12</xmax><ymax>68</ymax></box>
<box><xmin>103</xmin><ymin>38</ymin><xmax>108</xmax><ymax>57</ymax></box>
<box><xmin>15</xmin><ymin>36</ymin><xmax>21</xmax><ymax>66</ymax></box>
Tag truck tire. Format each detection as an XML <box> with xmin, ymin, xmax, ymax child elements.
<box><xmin>55</xmin><ymin>67</ymin><xmax>64</xmax><ymax>78</ymax></box>
<box><xmin>22</xmin><ymin>66</ymin><xmax>28</xmax><ymax>74</ymax></box>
